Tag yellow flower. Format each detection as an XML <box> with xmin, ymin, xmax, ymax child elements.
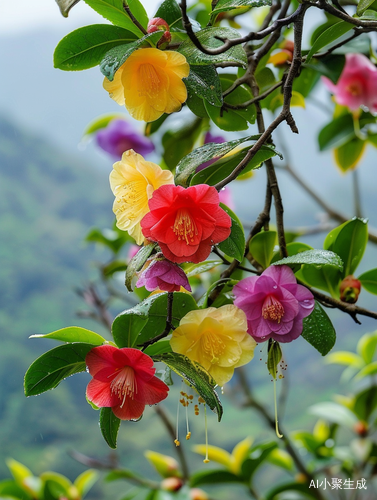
<box><xmin>110</xmin><ymin>149</ymin><xmax>174</xmax><ymax>244</ymax></box>
<box><xmin>193</xmin><ymin>436</ymin><xmax>253</xmax><ymax>474</ymax></box>
<box><xmin>103</xmin><ymin>48</ymin><xmax>190</xmax><ymax>122</ymax></box>
<box><xmin>170</xmin><ymin>305</ymin><xmax>256</xmax><ymax>386</ymax></box>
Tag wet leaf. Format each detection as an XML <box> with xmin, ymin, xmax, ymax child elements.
<box><xmin>125</xmin><ymin>242</ymin><xmax>157</xmax><ymax>291</ymax></box>
<box><xmin>217</xmin><ymin>203</ymin><xmax>245</xmax><ymax>262</ymax></box>
<box><xmin>100</xmin><ymin>407</ymin><xmax>121</xmax><ymax>449</ymax></box>
<box><xmin>30</xmin><ymin>326</ymin><xmax>106</xmax><ymax>345</ymax></box>
<box><xmin>273</xmin><ymin>249</ymin><xmax>343</xmax><ymax>270</ymax></box>
<box><xmin>302</xmin><ymin>302</ymin><xmax>336</xmax><ymax>356</ymax></box>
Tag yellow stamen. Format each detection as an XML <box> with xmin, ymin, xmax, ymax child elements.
<box><xmin>262</xmin><ymin>296</ymin><xmax>285</xmax><ymax>323</ymax></box>
<box><xmin>172</xmin><ymin>209</ymin><xmax>198</xmax><ymax>245</ymax></box>
<box><xmin>202</xmin><ymin>331</ymin><xmax>225</xmax><ymax>364</ymax></box>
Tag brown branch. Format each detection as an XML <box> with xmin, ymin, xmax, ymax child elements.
<box><xmin>317</xmin><ymin>0</ymin><xmax>377</xmax><ymax>28</ymax></box>
<box><xmin>223</xmin><ymin>81</ymin><xmax>283</xmax><ymax>109</ymax></box>
<box><xmin>123</xmin><ymin>1</ymin><xmax>148</xmax><ymax>35</ymax></box>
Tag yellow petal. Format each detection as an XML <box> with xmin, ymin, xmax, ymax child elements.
<box><xmin>193</xmin><ymin>445</ymin><xmax>232</xmax><ymax>468</ymax></box>
<box><xmin>230</xmin><ymin>437</ymin><xmax>253</xmax><ymax>474</ymax></box>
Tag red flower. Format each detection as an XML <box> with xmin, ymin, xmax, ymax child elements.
<box><xmin>140</xmin><ymin>184</ymin><xmax>232</xmax><ymax>264</ymax></box>
<box><xmin>86</xmin><ymin>346</ymin><xmax>169</xmax><ymax>420</ymax></box>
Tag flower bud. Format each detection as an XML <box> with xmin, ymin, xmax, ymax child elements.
<box><xmin>161</xmin><ymin>477</ymin><xmax>184</xmax><ymax>492</ymax></box>
<box><xmin>339</xmin><ymin>275</ymin><xmax>361</xmax><ymax>304</ymax></box>
<box><xmin>190</xmin><ymin>488</ymin><xmax>209</xmax><ymax>500</ymax></box>
<box><xmin>144</xmin><ymin>450</ymin><xmax>181</xmax><ymax>478</ymax></box>
<box><xmin>147</xmin><ymin>17</ymin><xmax>170</xmax><ymax>33</ymax></box>
<box><xmin>157</xmin><ymin>30</ymin><xmax>172</xmax><ymax>48</ymax></box>
<box><xmin>281</xmin><ymin>40</ymin><xmax>294</xmax><ymax>53</ymax></box>
<box><xmin>354</xmin><ymin>421</ymin><xmax>368</xmax><ymax>437</ymax></box>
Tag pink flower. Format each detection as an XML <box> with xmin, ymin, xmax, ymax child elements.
<box><xmin>136</xmin><ymin>259</ymin><xmax>191</xmax><ymax>292</ymax></box>
<box><xmin>86</xmin><ymin>346</ymin><xmax>169</xmax><ymax>420</ymax></box>
<box><xmin>322</xmin><ymin>53</ymin><xmax>377</xmax><ymax>113</ymax></box>
<box><xmin>233</xmin><ymin>265</ymin><xmax>314</xmax><ymax>343</ymax></box>
<box><xmin>218</xmin><ymin>187</ymin><xmax>235</xmax><ymax>210</ymax></box>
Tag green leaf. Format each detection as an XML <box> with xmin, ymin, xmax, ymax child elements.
<box><xmin>318</xmin><ymin>113</ymin><xmax>355</xmax><ymax>151</ymax></box>
<box><xmin>24</xmin><ymin>343</ymin><xmax>95</xmax><ymax>396</ymax></box>
<box><xmin>354</xmin><ymin>386</ymin><xmax>377</xmax><ymax>420</ymax></box>
<box><xmin>178</xmin><ymin>27</ymin><xmax>247</xmax><ymax>68</ymax></box>
<box><xmin>83</xmin><ymin>113</ymin><xmax>125</xmax><ymax>135</ymax></box>
<box><xmin>249</xmin><ymin>231</ymin><xmax>276</xmax><ymax>269</ymax></box>
<box><xmin>86</xmin><ymin>225</ymin><xmax>131</xmax><ymax>254</ymax></box>
<box><xmin>306</xmin><ymin>21</ymin><xmax>354</xmax><ymax>63</ymax></box>
<box><xmin>184</xmin><ymin>65</ymin><xmax>223</xmax><ymax>107</ymax></box>
<box><xmin>266</xmin><ymin>482</ymin><xmax>318</xmax><ymax>500</ymax></box>
<box><xmin>99</xmin><ymin>407</ymin><xmax>121</xmax><ymax>449</ymax></box>
<box><xmin>190</xmin><ymin>470</ymin><xmax>240</xmax><ymax>487</ymax></box>
<box><xmin>309</xmin><ymin>402</ymin><xmax>358</xmax><ymax>427</ymax></box>
<box><xmin>357</xmin><ymin>330</ymin><xmax>377</xmax><ymax>364</ymax></box>
<box><xmin>73</xmin><ymin>470</ymin><xmax>98</xmax><ymax>497</ymax></box>
<box><xmin>100</xmin><ymin>32</ymin><xmax>161</xmax><ymax>81</ymax></box>
<box><xmin>359</xmin><ymin>9</ymin><xmax>377</xmax><ymax>19</ymax></box>
<box><xmin>325</xmin><ymin>351</ymin><xmax>364</xmax><ymax>368</ymax></box>
<box><xmin>182</xmin><ymin>260</ymin><xmax>223</xmax><ymax>277</ymax></box>
<box><xmin>175</xmin><ymin>135</ymin><xmax>257</xmax><ymax>186</ymax></box>
<box><xmin>357</xmin><ymin>0</ymin><xmax>376</xmax><ymax>15</ymax></box>
<box><xmin>266</xmin><ymin>448</ymin><xmax>294</xmax><ymax>471</ymax></box>
<box><xmin>324</xmin><ymin>218</ymin><xmax>368</xmax><ymax>277</ymax></box>
<box><xmin>358</xmin><ymin>268</ymin><xmax>377</xmax><ymax>294</ymax></box>
<box><xmin>211</xmin><ymin>0</ymin><xmax>271</xmax><ymax>18</ymax></box>
<box><xmin>297</xmin><ymin>265</ymin><xmax>341</xmax><ymax>297</ymax></box>
<box><xmin>5</xmin><ymin>460</ymin><xmax>32</xmax><ymax>486</ymax></box>
<box><xmin>153</xmin><ymin>352</ymin><xmax>223</xmax><ymax>420</ymax></box>
<box><xmin>0</xmin><ymin>480</ymin><xmax>33</xmax><ymax>500</ymax></box>
<box><xmin>267</xmin><ymin>341</ymin><xmax>282</xmax><ymax>380</ymax></box>
<box><xmin>190</xmin><ymin>145</ymin><xmax>280</xmax><ymax>187</ymax></box>
<box><xmin>241</xmin><ymin>442</ymin><xmax>277</xmax><ymax>480</ymax></box>
<box><xmin>56</xmin><ymin>0</ymin><xmax>81</xmax><ymax>17</ymax></box>
<box><xmin>30</xmin><ymin>326</ymin><xmax>106</xmax><ymax>345</ymax></box>
<box><xmin>155</xmin><ymin>0</ymin><xmax>182</xmax><ymax>27</ymax></box>
<box><xmin>162</xmin><ymin>118</ymin><xmax>204</xmax><ymax>170</ymax></box>
<box><xmin>273</xmin><ymin>249</ymin><xmax>343</xmax><ymax>270</ymax></box>
<box><xmin>54</xmin><ymin>25</ymin><xmax>138</xmax><ymax>71</ymax></box>
<box><xmin>217</xmin><ymin>203</ymin><xmax>245</xmax><ymax>262</ymax></box>
<box><xmin>84</xmin><ymin>0</ymin><xmax>148</xmax><ymax>35</ymax></box>
<box><xmin>144</xmin><ymin>340</ymin><xmax>172</xmax><ymax>356</ymax></box>
<box><xmin>334</xmin><ymin>136</ymin><xmax>366</xmax><ymax>172</ymax></box>
<box><xmin>125</xmin><ymin>243</ymin><xmax>157</xmax><ymax>291</ymax></box>
<box><xmin>354</xmin><ymin>361</ymin><xmax>377</xmax><ymax>381</ymax></box>
<box><xmin>112</xmin><ymin>308</ymin><xmax>149</xmax><ymax>348</ymax></box>
<box><xmin>302</xmin><ymin>301</ymin><xmax>336</xmax><ymax>356</ymax></box>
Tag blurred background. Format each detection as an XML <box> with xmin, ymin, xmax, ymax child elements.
<box><xmin>1</xmin><ymin>1</ymin><xmax>377</xmax><ymax>498</ymax></box>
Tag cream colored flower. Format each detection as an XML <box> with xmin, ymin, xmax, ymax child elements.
<box><xmin>103</xmin><ymin>48</ymin><xmax>190</xmax><ymax>122</ymax></box>
<box><xmin>110</xmin><ymin>149</ymin><xmax>174</xmax><ymax>244</ymax></box>
<box><xmin>170</xmin><ymin>305</ymin><xmax>256</xmax><ymax>386</ymax></box>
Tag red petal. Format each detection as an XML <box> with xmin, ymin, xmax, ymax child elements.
<box><xmin>86</xmin><ymin>345</ymin><xmax>118</xmax><ymax>376</ymax></box>
<box><xmin>112</xmin><ymin>398</ymin><xmax>146</xmax><ymax>420</ymax></box>
<box><xmin>113</xmin><ymin>348</ymin><xmax>156</xmax><ymax>381</ymax></box>
<box><xmin>86</xmin><ymin>378</ymin><xmax>119</xmax><ymax>407</ymax></box>
<box><xmin>136</xmin><ymin>376</ymin><xmax>169</xmax><ymax>405</ymax></box>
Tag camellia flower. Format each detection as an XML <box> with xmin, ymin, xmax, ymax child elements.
<box><xmin>103</xmin><ymin>48</ymin><xmax>190</xmax><ymax>122</ymax></box>
<box><xmin>322</xmin><ymin>53</ymin><xmax>377</xmax><ymax>113</ymax></box>
<box><xmin>86</xmin><ymin>346</ymin><xmax>169</xmax><ymax>420</ymax></box>
<box><xmin>233</xmin><ymin>265</ymin><xmax>315</xmax><ymax>343</ymax></box>
<box><xmin>170</xmin><ymin>305</ymin><xmax>256</xmax><ymax>386</ymax></box>
<box><xmin>96</xmin><ymin>119</ymin><xmax>155</xmax><ymax>159</ymax></box>
<box><xmin>110</xmin><ymin>150</ymin><xmax>174</xmax><ymax>244</ymax></box>
<box><xmin>136</xmin><ymin>258</ymin><xmax>191</xmax><ymax>292</ymax></box>
<box><xmin>141</xmin><ymin>184</ymin><xmax>232</xmax><ymax>264</ymax></box>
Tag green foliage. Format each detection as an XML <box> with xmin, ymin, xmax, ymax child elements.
<box><xmin>306</xmin><ymin>21</ymin><xmax>354</xmax><ymax>63</ymax></box>
<box><xmin>302</xmin><ymin>302</ymin><xmax>336</xmax><ymax>356</ymax></box>
<box><xmin>125</xmin><ymin>242</ymin><xmax>157</xmax><ymax>291</ymax></box>
<box><xmin>249</xmin><ymin>231</ymin><xmax>277</xmax><ymax>269</ymax></box>
<box><xmin>184</xmin><ymin>65</ymin><xmax>223</xmax><ymax>107</ymax></box>
<box><xmin>217</xmin><ymin>203</ymin><xmax>245</xmax><ymax>262</ymax></box>
<box><xmin>267</xmin><ymin>341</ymin><xmax>282</xmax><ymax>380</ymax></box>
<box><xmin>273</xmin><ymin>249</ymin><xmax>343</xmax><ymax>270</ymax></box>
<box><xmin>100</xmin><ymin>407</ymin><xmax>121</xmax><ymax>448</ymax></box>
<box><xmin>30</xmin><ymin>326</ymin><xmax>106</xmax><ymax>345</ymax></box>
<box><xmin>83</xmin><ymin>0</ymin><xmax>148</xmax><ymax>35</ymax></box>
<box><xmin>211</xmin><ymin>0</ymin><xmax>272</xmax><ymax>19</ymax></box>
<box><xmin>154</xmin><ymin>0</ymin><xmax>182</xmax><ymax>27</ymax></box>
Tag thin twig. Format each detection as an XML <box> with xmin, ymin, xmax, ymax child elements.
<box><xmin>123</xmin><ymin>1</ymin><xmax>148</xmax><ymax>35</ymax></box>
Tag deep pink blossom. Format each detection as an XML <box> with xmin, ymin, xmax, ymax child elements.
<box><xmin>96</xmin><ymin>119</ymin><xmax>155</xmax><ymax>159</ymax></box>
<box><xmin>86</xmin><ymin>346</ymin><xmax>169</xmax><ymax>420</ymax></box>
<box><xmin>322</xmin><ymin>53</ymin><xmax>377</xmax><ymax>113</ymax></box>
<box><xmin>136</xmin><ymin>259</ymin><xmax>191</xmax><ymax>292</ymax></box>
<box><xmin>233</xmin><ymin>265</ymin><xmax>314</xmax><ymax>343</ymax></box>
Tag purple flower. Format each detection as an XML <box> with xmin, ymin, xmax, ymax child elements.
<box><xmin>196</xmin><ymin>131</ymin><xmax>226</xmax><ymax>172</ymax></box>
<box><xmin>233</xmin><ymin>265</ymin><xmax>314</xmax><ymax>343</ymax></box>
<box><xmin>136</xmin><ymin>259</ymin><xmax>191</xmax><ymax>293</ymax></box>
<box><xmin>96</xmin><ymin>119</ymin><xmax>155</xmax><ymax>159</ymax></box>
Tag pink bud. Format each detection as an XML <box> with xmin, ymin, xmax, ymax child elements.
<box><xmin>147</xmin><ymin>17</ymin><xmax>170</xmax><ymax>33</ymax></box>
<box><xmin>339</xmin><ymin>275</ymin><xmax>361</xmax><ymax>304</ymax></box>
<box><xmin>190</xmin><ymin>488</ymin><xmax>209</xmax><ymax>500</ymax></box>
<box><xmin>161</xmin><ymin>477</ymin><xmax>184</xmax><ymax>492</ymax></box>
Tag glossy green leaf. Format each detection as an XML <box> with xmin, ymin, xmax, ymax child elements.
<box><xmin>309</xmin><ymin>402</ymin><xmax>358</xmax><ymax>427</ymax></box>
<box><xmin>175</xmin><ymin>135</ymin><xmax>257</xmax><ymax>186</ymax></box>
<box><xmin>358</xmin><ymin>268</ymin><xmax>377</xmax><ymax>294</ymax></box>
<box><xmin>54</xmin><ymin>25</ymin><xmax>138</xmax><ymax>71</ymax></box>
<box><xmin>86</xmin><ymin>226</ymin><xmax>131</xmax><ymax>254</ymax></box>
<box><xmin>271</xmin><ymin>242</ymin><xmax>312</xmax><ymax>265</ymax></box>
<box><xmin>84</xmin><ymin>0</ymin><xmax>148</xmax><ymax>35</ymax></box>
<box><xmin>357</xmin><ymin>331</ymin><xmax>377</xmax><ymax>364</ymax></box>
<box><xmin>143</xmin><ymin>340</ymin><xmax>172</xmax><ymax>356</ymax></box>
<box><xmin>267</xmin><ymin>341</ymin><xmax>282</xmax><ymax>380</ymax></box>
<box><xmin>293</xmin><ymin>65</ymin><xmax>320</xmax><ymax>98</ymax></box>
<box><xmin>266</xmin><ymin>482</ymin><xmax>318</xmax><ymax>500</ymax></box>
<box><xmin>100</xmin><ymin>32</ymin><xmax>161</xmax><ymax>81</ymax></box>
<box><xmin>186</xmin><ymin>92</ymin><xmax>209</xmax><ymax>119</ymax></box>
<box><xmin>211</xmin><ymin>0</ymin><xmax>271</xmax><ymax>17</ymax></box>
<box><xmin>24</xmin><ymin>343</ymin><xmax>95</xmax><ymax>396</ymax></box>
<box><xmin>217</xmin><ymin>203</ymin><xmax>245</xmax><ymax>262</ymax></box>
<box><xmin>40</xmin><ymin>472</ymin><xmax>71</xmax><ymax>493</ymax></box>
<box><xmin>297</xmin><ymin>265</ymin><xmax>341</xmax><ymax>297</ymax></box>
<box><xmin>112</xmin><ymin>308</ymin><xmax>149</xmax><ymax>348</ymax></box>
<box><xmin>318</xmin><ymin>113</ymin><xmax>355</xmax><ymax>151</ymax></box>
<box><xmin>155</xmin><ymin>0</ymin><xmax>182</xmax><ymax>27</ymax></box>
<box><xmin>273</xmin><ymin>249</ymin><xmax>343</xmax><ymax>270</ymax></box>
<box><xmin>99</xmin><ymin>407</ymin><xmax>121</xmax><ymax>449</ymax></box>
<box><xmin>241</xmin><ymin>442</ymin><xmax>278</xmax><ymax>480</ymax></box>
<box><xmin>145</xmin><ymin>114</ymin><xmax>169</xmax><ymax>136</ymax></box>
<box><xmin>306</xmin><ymin>21</ymin><xmax>354</xmax><ymax>63</ymax></box>
<box><xmin>182</xmin><ymin>260</ymin><xmax>223</xmax><ymax>277</ymax></box>
<box><xmin>334</xmin><ymin>136</ymin><xmax>366</xmax><ymax>172</ymax></box>
<box><xmin>73</xmin><ymin>470</ymin><xmax>98</xmax><ymax>497</ymax></box>
<box><xmin>355</xmin><ymin>361</ymin><xmax>377</xmax><ymax>381</ymax></box>
<box><xmin>249</xmin><ymin>231</ymin><xmax>277</xmax><ymax>269</ymax></box>
<box><xmin>325</xmin><ymin>351</ymin><xmax>364</xmax><ymax>368</ymax></box>
<box><xmin>266</xmin><ymin>448</ymin><xmax>294</xmax><ymax>471</ymax></box>
<box><xmin>162</xmin><ymin>118</ymin><xmax>203</xmax><ymax>170</ymax></box>
<box><xmin>178</xmin><ymin>27</ymin><xmax>247</xmax><ymax>68</ymax></box>
<box><xmin>190</xmin><ymin>470</ymin><xmax>240</xmax><ymax>487</ymax></box>
<box><xmin>184</xmin><ymin>65</ymin><xmax>223</xmax><ymax>107</ymax></box>
<box><xmin>6</xmin><ymin>460</ymin><xmax>32</xmax><ymax>485</ymax></box>
<box><xmin>357</xmin><ymin>0</ymin><xmax>376</xmax><ymax>15</ymax></box>
<box><xmin>30</xmin><ymin>326</ymin><xmax>106</xmax><ymax>345</ymax></box>
<box><xmin>353</xmin><ymin>386</ymin><xmax>377</xmax><ymax>420</ymax></box>
<box><xmin>152</xmin><ymin>352</ymin><xmax>223</xmax><ymax>420</ymax></box>
<box><xmin>125</xmin><ymin>242</ymin><xmax>157</xmax><ymax>291</ymax></box>
<box><xmin>0</xmin><ymin>480</ymin><xmax>33</xmax><ymax>500</ymax></box>
<box><xmin>190</xmin><ymin>145</ymin><xmax>280</xmax><ymax>187</ymax></box>
<box><xmin>324</xmin><ymin>218</ymin><xmax>368</xmax><ymax>277</ymax></box>
<box><xmin>302</xmin><ymin>302</ymin><xmax>336</xmax><ymax>356</ymax></box>
<box><xmin>359</xmin><ymin>9</ymin><xmax>377</xmax><ymax>19</ymax></box>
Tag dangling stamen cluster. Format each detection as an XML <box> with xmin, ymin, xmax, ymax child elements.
<box><xmin>109</xmin><ymin>366</ymin><xmax>137</xmax><ymax>408</ymax></box>
<box><xmin>180</xmin><ymin>391</ymin><xmax>194</xmax><ymax>440</ymax></box>
<box><xmin>172</xmin><ymin>209</ymin><xmax>198</xmax><ymax>245</ymax></box>
<box><xmin>262</xmin><ymin>296</ymin><xmax>285</xmax><ymax>323</ymax></box>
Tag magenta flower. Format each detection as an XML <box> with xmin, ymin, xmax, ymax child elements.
<box><xmin>218</xmin><ymin>187</ymin><xmax>235</xmax><ymax>210</ymax></box>
<box><xmin>233</xmin><ymin>265</ymin><xmax>314</xmax><ymax>343</ymax></box>
<box><xmin>322</xmin><ymin>54</ymin><xmax>377</xmax><ymax>113</ymax></box>
<box><xmin>136</xmin><ymin>259</ymin><xmax>192</xmax><ymax>293</ymax></box>
<box><xmin>96</xmin><ymin>119</ymin><xmax>155</xmax><ymax>159</ymax></box>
